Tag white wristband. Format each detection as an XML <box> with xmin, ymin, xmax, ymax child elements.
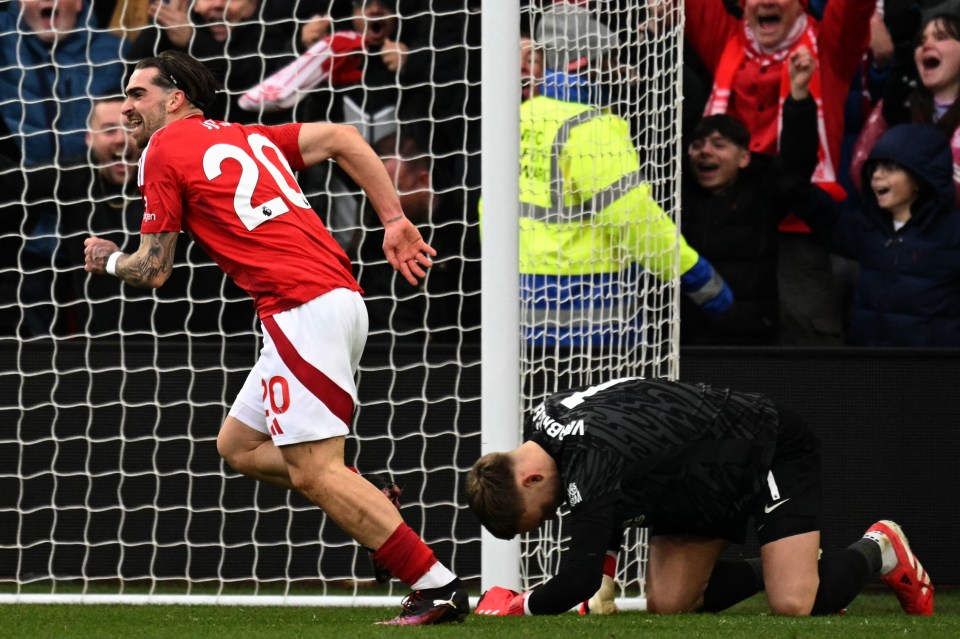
<box><xmin>105</xmin><ymin>251</ymin><xmax>123</xmax><ymax>277</ymax></box>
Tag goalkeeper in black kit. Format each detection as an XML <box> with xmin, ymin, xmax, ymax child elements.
<box><xmin>466</xmin><ymin>378</ymin><xmax>933</xmax><ymax>617</ymax></box>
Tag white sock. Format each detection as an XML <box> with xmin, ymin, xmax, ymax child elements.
<box><xmin>411</xmin><ymin>562</ymin><xmax>457</xmax><ymax>590</ymax></box>
<box><xmin>863</xmin><ymin>530</ymin><xmax>898</xmax><ymax>575</ymax></box>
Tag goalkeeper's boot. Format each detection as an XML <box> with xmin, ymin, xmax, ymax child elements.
<box><xmin>864</xmin><ymin>520</ymin><xmax>934</xmax><ymax>615</ymax></box>
<box><xmin>362</xmin><ymin>473</ymin><xmax>402</xmax><ymax>583</ymax></box>
<box><xmin>377</xmin><ymin>578</ymin><xmax>470</xmax><ymax>625</ymax></box>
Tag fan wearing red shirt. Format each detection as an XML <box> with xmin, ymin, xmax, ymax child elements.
<box><xmin>83</xmin><ymin>51</ymin><xmax>468</xmax><ymax>626</ymax></box>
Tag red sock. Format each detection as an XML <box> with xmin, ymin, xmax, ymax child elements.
<box><xmin>603</xmin><ymin>552</ymin><xmax>617</xmax><ymax>578</ymax></box>
<box><xmin>373</xmin><ymin>523</ymin><xmax>438</xmax><ymax>587</ymax></box>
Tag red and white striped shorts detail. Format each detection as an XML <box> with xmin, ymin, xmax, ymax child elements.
<box><xmin>228</xmin><ymin>288</ymin><xmax>367</xmax><ymax>445</ymax></box>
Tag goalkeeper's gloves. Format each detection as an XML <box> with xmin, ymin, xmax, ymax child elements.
<box><xmin>577</xmin><ymin>574</ymin><xmax>620</xmax><ymax>615</ymax></box>
<box><xmin>476</xmin><ymin>586</ymin><xmax>529</xmax><ymax>615</ymax></box>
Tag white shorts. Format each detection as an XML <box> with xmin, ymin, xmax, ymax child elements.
<box><xmin>228</xmin><ymin>288</ymin><xmax>368</xmax><ymax>446</ymax></box>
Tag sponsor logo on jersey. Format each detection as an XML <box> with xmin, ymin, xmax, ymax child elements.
<box><xmin>143</xmin><ymin>212</ymin><xmax>156</xmax><ymax>222</ymax></box>
<box><xmin>531</xmin><ymin>403</ymin><xmax>585</xmax><ymax>440</ymax></box>
<box><xmin>567</xmin><ymin>482</ymin><xmax>582</xmax><ymax>506</ymax></box>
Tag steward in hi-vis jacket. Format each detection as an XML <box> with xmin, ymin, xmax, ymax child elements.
<box><xmin>518</xmin><ymin>89</ymin><xmax>733</xmax><ymax>346</ymax></box>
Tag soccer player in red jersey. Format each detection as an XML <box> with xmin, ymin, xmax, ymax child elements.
<box><xmin>83</xmin><ymin>50</ymin><xmax>468</xmax><ymax>625</ymax></box>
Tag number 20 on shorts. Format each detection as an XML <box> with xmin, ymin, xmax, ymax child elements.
<box><xmin>262</xmin><ymin>376</ymin><xmax>290</xmax><ymax>436</ymax></box>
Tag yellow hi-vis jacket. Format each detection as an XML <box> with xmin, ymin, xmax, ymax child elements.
<box><xmin>518</xmin><ymin>95</ymin><xmax>730</xmax><ymax>346</ymax></box>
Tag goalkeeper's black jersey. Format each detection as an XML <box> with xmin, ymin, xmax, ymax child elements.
<box><xmin>524</xmin><ymin>378</ymin><xmax>783</xmax><ymax>615</ymax></box>
<box><xmin>527</xmin><ymin>377</ymin><xmax>780</xmax><ymax>534</ymax></box>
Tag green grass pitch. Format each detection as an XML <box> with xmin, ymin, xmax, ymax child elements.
<box><xmin>2</xmin><ymin>589</ymin><xmax>959</xmax><ymax>639</ymax></box>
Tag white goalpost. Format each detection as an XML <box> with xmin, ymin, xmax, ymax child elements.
<box><xmin>480</xmin><ymin>0</ymin><xmax>522</xmax><ymax>596</ymax></box>
<box><xmin>0</xmin><ymin>0</ymin><xmax>682</xmax><ymax>609</ymax></box>
<box><xmin>509</xmin><ymin>0</ymin><xmax>685</xmax><ymax>611</ymax></box>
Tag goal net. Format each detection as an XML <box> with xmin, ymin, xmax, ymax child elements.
<box><xmin>0</xmin><ymin>0</ymin><xmax>482</xmax><ymax>604</ymax></box>
<box><xmin>517</xmin><ymin>1</ymin><xmax>683</xmax><ymax>608</ymax></box>
<box><xmin>0</xmin><ymin>0</ymin><xmax>681</xmax><ymax>607</ymax></box>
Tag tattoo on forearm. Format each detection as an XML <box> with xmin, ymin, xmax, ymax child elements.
<box><xmin>139</xmin><ymin>235</ymin><xmax>171</xmax><ymax>280</ymax></box>
<box><xmin>114</xmin><ymin>258</ymin><xmax>143</xmax><ymax>287</ymax></box>
<box><xmin>117</xmin><ymin>233</ymin><xmax>176</xmax><ymax>288</ymax></box>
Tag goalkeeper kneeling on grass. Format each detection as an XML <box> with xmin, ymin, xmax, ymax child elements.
<box><xmin>466</xmin><ymin>378</ymin><xmax>934</xmax><ymax>617</ymax></box>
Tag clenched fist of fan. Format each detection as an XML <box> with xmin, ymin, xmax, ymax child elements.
<box><xmin>475</xmin><ymin>586</ymin><xmax>528</xmax><ymax>615</ymax></box>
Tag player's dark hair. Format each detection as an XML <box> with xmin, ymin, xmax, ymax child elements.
<box><xmin>134</xmin><ymin>50</ymin><xmax>221</xmax><ymax>114</ymax></box>
<box><xmin>691</xmin><ymin>114</ymin><xmax>751</xmax><ymax>149</ymax></box>
<box><xmin>465</xmin><ymin>453</ymin><xmax>523</xmax><ymax>540</ymax></box>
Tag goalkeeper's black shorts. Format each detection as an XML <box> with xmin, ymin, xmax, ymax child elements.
<box><xmin>651</xmin><ymin>400</ymin><xmax>821</xmax><ymax>546</ymax></box>
<box><xmin>751</xmin><ymin>400</ymin><xmax>821</xmax><ymax>546</ymax></box>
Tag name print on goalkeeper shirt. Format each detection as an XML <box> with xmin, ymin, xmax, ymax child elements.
<box><xmin>531</xmin><ymin>402</ymin><xmax>584</xmax><ymax>440</ymax></box>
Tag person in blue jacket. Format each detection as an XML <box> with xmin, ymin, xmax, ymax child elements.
<box><xmin>0</xmin><ymin>1</ymin><xmax>129</xmax><ymax>167</ymax></box>
<box><xmin>0</xmin><ymin>1</ymin><xmax>128</xmax><ymax>336</ymax></box>
<box><xmin>834</xmin><ymin>123</ymin><xmax>960</xmax><ymax>346</ymax></box>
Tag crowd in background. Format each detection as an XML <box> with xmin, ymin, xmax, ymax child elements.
<box><xmin>0</xmin><ymin>0</ymin><xmax>480</xmax><ymax>343</ymax></box>
<box><xmin>0</xmin><ymin>0</ymin><xmax>957</xmax><ymax>347</ymax></box>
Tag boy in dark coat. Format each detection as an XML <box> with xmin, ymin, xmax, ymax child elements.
<box><xmin>835</xmin><ymin>123</ymin><xmax>960</xmax><ymax>346</ymax></box>
<box><xmin>681</xmin><ymin>47</ymin><xmax>835</xmax><ymax>345</ymax></box>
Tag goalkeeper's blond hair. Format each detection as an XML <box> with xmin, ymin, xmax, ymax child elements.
<box><xmin>465</xmin><ymin>452</ymin><xmax>523</xmax><ymax>540</ymax></box>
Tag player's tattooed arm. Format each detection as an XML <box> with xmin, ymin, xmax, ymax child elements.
<box><xmin>84</xmin><ymin>232</ymin><xmax>177</xmax><ymax>288</ymax></box>
<box><xmin>114</xmin><ymin>232</ymin><xmax>179</xmax><ymax>288</ymax></box>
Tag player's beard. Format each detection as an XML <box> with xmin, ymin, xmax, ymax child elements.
<box><xmin>128</xmin><ymin>113</ymin><xmax>159</xmax><ymax>148</ymax></box>
<box><xmin>132</xmin><ymin>122</ymin><xmax>150</xmax><ymax>148</ymax></box>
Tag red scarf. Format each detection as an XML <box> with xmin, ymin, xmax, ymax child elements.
<box><xmin>704</xmin><ymin>16</ymin><xmax>845</xmax><ymax>202</ymax></box>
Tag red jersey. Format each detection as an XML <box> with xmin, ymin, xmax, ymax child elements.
<box><xmin>138</xmin><ymin>115</ymin><xmax>360</xmax><ymax>318</ymax></box>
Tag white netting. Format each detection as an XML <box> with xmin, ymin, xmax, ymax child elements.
<box><xmin>0</xmin><ymin>0</ymin><xmax>678</xmax><ymax>606</ymax></box>
<box><xmin>517</xmin><ymin>0</ymin><xmax>684</xmax><ymax>605</ymax></box>
<box><xmin>0</xmin><ymin>0</ymin><xmax>481</xmax><ymax>601</ymax></box>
